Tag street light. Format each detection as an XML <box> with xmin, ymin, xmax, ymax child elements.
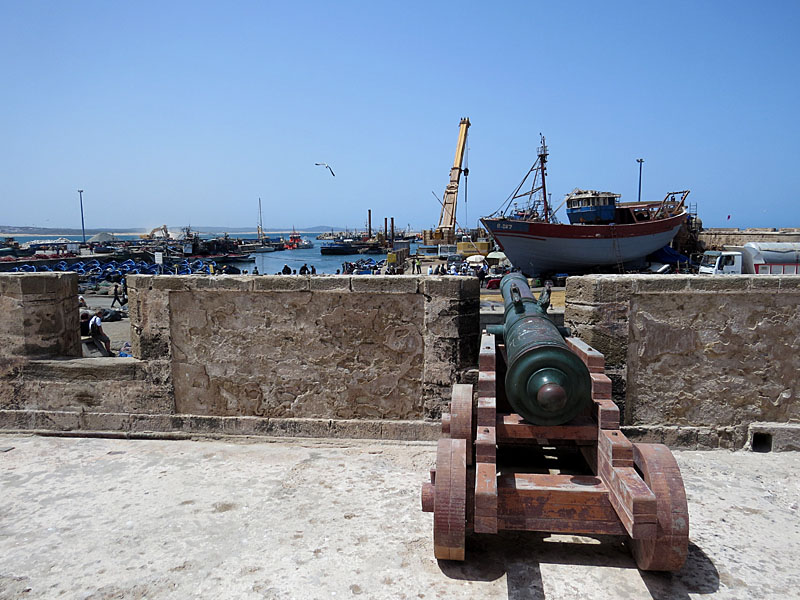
<box><xmin>636</xmin><ymin>159</ymin><xmax>644</xmax><ymax>203</ymax></box>
<box><xmin>78</xmin><ymin>189</ymin><xmax>86</xmax><ymax>243</ymax></box>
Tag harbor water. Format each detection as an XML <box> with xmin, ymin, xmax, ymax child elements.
<box><xmin>7</xmin><ymin>233</ymin><xmax>407</xmax><ymax>275</ymax></box>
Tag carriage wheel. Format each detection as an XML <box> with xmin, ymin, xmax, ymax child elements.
<box><xmin>433</xmin><ymin>438</ymin><xmax>467</xmax><ymax>561</ymax></box>
<box><xmin>630</xmin><ymin>443</ymin><xmax>690</xmax><ymax>571</ymax></box>
<box><xmin>449</xmin><ymin>384</ymin><xmax>474</xmax><ymax>461</ymax></box>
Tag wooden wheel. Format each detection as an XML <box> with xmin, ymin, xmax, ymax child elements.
<box><xmin>433</xmin><ymin>438</ymin><xmax>467</xmax><ymax>561</ymax></box>
<box><xmin>630</xmin><ymin>443</ymin><xmax>689</xmax><ymax>571</ymax></box>
<box><xmin>449</xmin><ymin>384</ymin><xmax>474</xmax><ymax>465</ymax></box>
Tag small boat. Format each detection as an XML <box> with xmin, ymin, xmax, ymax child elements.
<box><xmin>481</xmin><ymin>136</ymin><xmax>688</xmax><ymax>276</ymax></box>
<box><xmin>285</xmin><ymin>229</ymin><xmax>314</xmax><ymax>250</ymax></box>
<box><xmin>320</xmin><ymin>239</ymin><xmax>358</xmax><ymax>255</ymax></box>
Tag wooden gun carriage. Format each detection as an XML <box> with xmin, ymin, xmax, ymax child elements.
<box><xmin>421</xmin><ymin>275</ymin><xmax>689</xmax><ymax>571</ymax></box>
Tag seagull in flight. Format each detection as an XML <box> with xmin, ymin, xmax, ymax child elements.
<box><xmin>315</xmin><ymin>162</ymin><xmax>336</xmax><ymax>177</ymax></box>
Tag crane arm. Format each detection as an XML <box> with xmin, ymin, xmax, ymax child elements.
<box><xmin>436</xmin><ymin>118</ymin><xmax>470</xmax><ymax>232</ymax></box>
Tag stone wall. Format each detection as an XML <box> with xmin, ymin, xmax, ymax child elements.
<box><xmin>566</xmin><ymin>274</ymin><xmax>800</xmax><ymax>447</ymax></box>
<box><xmin>0</xmin><ymin>273</ymin><xmax>81</xmax><ymax>358</ymax></box>
<box><xmin>127</xmin><ymin>275</ymin><xmax>478</xmax><ymax>421</ymax></box>
<box><xmin>699</xmin><ymin>228</ymin><xmax>800</xmax><ymax>249</ymax></box>
<box><xmin>1</xmin><ymin>273</ymin><xmax>479</xmax><ymax>440</ymax></box>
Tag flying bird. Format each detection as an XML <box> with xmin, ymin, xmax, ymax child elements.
<box><xmin>315</xmin><ymin>162</ymin><xmax>335</xmax><ymax>177</ymax></box>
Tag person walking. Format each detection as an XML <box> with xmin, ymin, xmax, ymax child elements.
<box><xmin>110</xmin><ymin>284</ymin><xmax>123</xmax><ymax>308</ymax></box>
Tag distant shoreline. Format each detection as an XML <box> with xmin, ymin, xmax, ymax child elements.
<box><xmin>0</xmin><ymin>226</ymin><xmax>345</xmax><ymax>236</ymax></box>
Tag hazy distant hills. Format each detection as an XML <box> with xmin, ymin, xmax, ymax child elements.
<box><xmin>0</xmin><ymin>225</ymin><xmax>344</xmax><ymax>235</ymax></box>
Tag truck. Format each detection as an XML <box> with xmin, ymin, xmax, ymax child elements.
<box><xmin>698</xmin><ymin>242</ymin><xmax>800</xmax><ymax>275</ymax></box>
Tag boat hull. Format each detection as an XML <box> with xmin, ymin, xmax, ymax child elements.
<box><xmin>481</xmin><ymin>212</ymin><xmax>686</xmax><ymax>275</ymax></box>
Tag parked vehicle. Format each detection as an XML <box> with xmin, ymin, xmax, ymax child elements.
<box><xmin>698</xmin><ymin>242</ymin><xmax>800</xmax><ymax>275</ymax></box>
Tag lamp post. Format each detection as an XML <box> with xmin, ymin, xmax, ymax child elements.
<box><xmin>78</xmin><ymin>189</ymin><xmax>86</xmax><ymax>243</ymax></box>
<box><xmin>636</xmin><ymin>159</ymin><xmax>644</xmax><ymax>203</ymax></box>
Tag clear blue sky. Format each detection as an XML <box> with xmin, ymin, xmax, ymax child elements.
<box><xmin>2</xmin><ymin>1</ymin><xmax>798</xmax><ymax>232</ymax></box>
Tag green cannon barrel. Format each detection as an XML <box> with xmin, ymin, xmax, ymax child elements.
<box><xmin>489</xmin><ymin>273</ymin><xmax>591</xmax><ymax>425</ymax></box>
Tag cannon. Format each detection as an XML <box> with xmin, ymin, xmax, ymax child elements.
<box><xmin>422</xmin><ymin>274</ymin><xmax>689</xmax><ymax>571</ymax></box>
<box><xmin>487</xmin><ymin>273</ymin><xmax>591</xmax><ymax>425</ymax></box>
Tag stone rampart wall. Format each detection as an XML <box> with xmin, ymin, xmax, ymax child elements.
<box><xmin>127</xmin><ymin>275</ymin><xmax>479</xmax><ymax>421</ymax></box>
<box><xmin>1</xmin><ymin>273</ymin><xmax>478</xmax><ymax>440</ymax></box>
<box><xmin>566</xmin><ymin>274</ymin><xmax>800</xmax><ymax>447</ymax></box>
<box><xmin>0</xmin><ymin>273</ymin><xmax>80</xmax><ymax>358</ymax></box>
<box><xmin>699</xmin><ymin>228</ymin><xmax>800</xmax><ymax>249</ymax></box>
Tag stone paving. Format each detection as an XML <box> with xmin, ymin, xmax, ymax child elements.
<box><xmin>1</xmin><ymin>434</ymin><xmax>799</xmax><ymax>599</ymax></box>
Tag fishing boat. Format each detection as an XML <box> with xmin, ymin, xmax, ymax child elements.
<box><xmin>285</xmin><ymin>229</ymin><xmax>314</xmax><ymax>250</ymax></box>
<box><xmin>320</xmin><ymin>239</ymin><xmax>358</xmax><ymax>255</ymax></box>
<box><xmin>481</xmin><ymin>136</ymin><xmax>689</xmax><ymax>276</ymax></box>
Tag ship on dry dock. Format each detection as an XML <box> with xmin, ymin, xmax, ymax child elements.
<box><xmin>481</xmin><ymin>136</ymin><xmax>689</xmax><ymax>276</ymax></box>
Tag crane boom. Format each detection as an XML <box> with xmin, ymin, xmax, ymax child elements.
<box><xmin>437</xmin><ymin>117</ymin><xmax>470</xmax><ymax>233</ymax></box>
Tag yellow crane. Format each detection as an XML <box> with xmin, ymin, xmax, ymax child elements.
<box><xmin>423</xmin><ymin>117</ymin><xmax>470</xmax><ymax>246</ymax></box>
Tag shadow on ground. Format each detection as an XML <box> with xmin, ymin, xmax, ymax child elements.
<box><xmin>438</xmin><ymin>533</ymin><xmax>719</xmax><ymax>600</ymax></box>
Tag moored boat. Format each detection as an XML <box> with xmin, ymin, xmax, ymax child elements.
<box><xmin>320</xmin><ymin>239</ymin><xmax>359</xmax><ymax>255</ymax></box>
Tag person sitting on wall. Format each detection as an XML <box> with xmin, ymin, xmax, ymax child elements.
<box><xmin>89</xmin><ymin>309</ymin><xmax>112</xmax><ymax>356</ymax></box>
<box><xmin>282</xmin><ymin>264</ymin><xmax>291</xmax><ymax>275</ymax></box>
<box><xmin>78</xmin><ymin>295</ymin><xmax>87</xmax><ymax>308</ymax></box>
<box><xmin>299</xmin><ymin>264</ymin><xmax>309</xmax><ymax>275</ymax></box>
<box><xmin>310</xmin><ymin>265</ymin><xmax>316</xmax><ymax>275</ymax></box>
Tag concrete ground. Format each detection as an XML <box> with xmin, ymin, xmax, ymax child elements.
<box><xmin>1</xmin><ymin>435</ymin><xmax>798</xmax><ymax>599</ymax></box>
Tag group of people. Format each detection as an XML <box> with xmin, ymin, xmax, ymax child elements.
<box><xmin>277</xmin><ymin>264</ymin><xmax>316</xmax><ymax>275</ymax></box>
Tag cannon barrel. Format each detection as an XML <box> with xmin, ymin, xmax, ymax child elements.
<box><xmin>488</xmin><ymin>273</ymin><xmax>591</xmax><ymax>425</ymax></box>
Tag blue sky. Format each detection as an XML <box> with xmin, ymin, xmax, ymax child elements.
<box><xmin>1</xmin><ymin>1</ymin><xmax>798</xmax><ymax>231</ymax></box>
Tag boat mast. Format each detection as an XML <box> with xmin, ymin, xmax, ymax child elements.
<box><xmin>258</xmin><ymin>197</ymin><xmax>264</xmax><ymax>242</ymax></box>
<box><xmin>539</xmin><ymin>135</ymin><xmax>549</xmax><ymax>223</ymax></box>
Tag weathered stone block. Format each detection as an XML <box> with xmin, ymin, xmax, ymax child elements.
<box><xmin>126</xmin><ymin>275</ymin><xmax>154</xmax><ymax>291</ymax></box>
<box><xmin>635</xmin><ymin>276</ymin><xmax>691</xmax><ymax>294</ymax></box>
<box><xmin>329</xmin><ymin>419</ymin><xmax>383</xmax><ymax>439</ymax></box>
<box><xmin>593</xmin><ymin>275</ymin><xmax>637</xmax><ymax>303</ymax></box>
<box><xmin>421</xmin><ymin>276</ymin><xmax>473</xmax><ymax>299</ymax></box>
<box><xmin>264</xmin><ymin>418</ymin><xmax>332</xmax><ymax>438</ymax></box>
<box><xmin>688</xmin><ymin>275</ymin><xmax>751</xmax><ymax>292</ymax></box>
<box><xmin>150</xmin><ymin>276</ymin><xmax>192</xmax><ymax>291</ymax></box>
<box><xmin>192</xmin><ymin>276</ymin><xmax>255</xmax><ymax>292</ymax></box>
<box><xmin>130</xmin><ymin>414</ymin><xmax>175</xmax><ymax>432</ymax></box>
<box><xmin>351</xmin><ymin>275</ymin><xmax>418</xmax><ymax>294</ymax></box>
<box><xmin>0</xmin><ymin>274</ymin><xmax>23</xmax><ymax>296</ymax></box>
<box><xmin>0</xmin><ymin>410</ymin><xmax>34</xmax><ymax>430</ymax></box>
<box><xmin>696</xmin><ymin>427</ymin><xmax>720</xmax><ymax>450</ymax></box>
<box><xmin>79</xmin><ymin>412</ymin><xmax>131</xmax><ymax>432</ymax></box>
<box><xmin>33</xmin><ymin>410</ymin><xmax>80</xmax><ymax>431</ymax></box>
<box><xmin>564</xmin><ymin>275</ymin><xmax>596</xmax><ymax>303</ymax></box>
<box><xmin>309</xmin><ymin>276</ymin><xmax>352</xmax><ymax>291</ymax></box>
<box><xmin>252</xmin><ymin>276</ymin><xmax>310</xmax><ymax>291</ymax></box>
<box><xmin>380</xmin><ymin>420</ymin><xmax>440</xmax><ymax>441</ymax></box>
